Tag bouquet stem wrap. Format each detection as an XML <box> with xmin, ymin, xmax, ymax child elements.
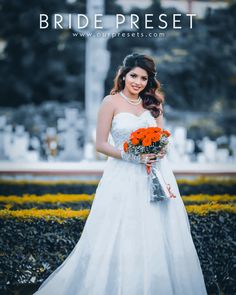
<box><xmin>147</xmin><ymin>163</ymin><xmax>176</xmax><ymax>202</ymax></box>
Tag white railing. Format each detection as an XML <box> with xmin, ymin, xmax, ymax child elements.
<box><xmin>0</xmin><ymin>161</ymin><xmax>235</xmax><ymax>176</ymax></box>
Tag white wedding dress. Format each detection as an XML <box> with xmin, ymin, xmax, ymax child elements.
<box><xmin>34</xmin><ymin>110</ymin><xmax>208</xmax><ymax>295</ymax></box>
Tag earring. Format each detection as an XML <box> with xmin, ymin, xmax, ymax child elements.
<box><xmin>123</xmin><ymin>77</ymin><xmax>125</xmax><ymax>81</ymax></box>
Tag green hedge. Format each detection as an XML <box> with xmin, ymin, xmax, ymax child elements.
<box><xmin>0</xmin><ymin>212</ymin><xmax>235</xmax><ymax>294</ymax></box>
<box><xmin>0</xmin><ymin>182</ymin><xmax>235</xmax><ymax>196</ymax></box>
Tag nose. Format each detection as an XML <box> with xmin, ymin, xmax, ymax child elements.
<box><xmin>134</xmin><ymin>77</ymin><xmax>142</xmax><ymax>85</ymax></box>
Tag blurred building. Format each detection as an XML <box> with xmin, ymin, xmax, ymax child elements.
<box><xmin>118</xmin><ymin>0</ymin><xmax>229</xmax><ymax>17</ymax></box>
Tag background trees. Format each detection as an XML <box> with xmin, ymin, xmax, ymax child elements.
<box><xmin>0</xmin><ymin>0</ymin><xmax>235</xmax><ymax>116</ymax></box>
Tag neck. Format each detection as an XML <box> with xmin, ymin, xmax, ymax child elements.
<box><xmin>122</xmin><ymin>89</ymin><xmax>139</xmax><ymax>100</ymax></box>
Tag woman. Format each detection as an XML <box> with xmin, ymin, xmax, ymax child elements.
<box><xmin>34</xmin><ymin>53</ymin><xmax>208</xmax><ymax>295</ymax></box>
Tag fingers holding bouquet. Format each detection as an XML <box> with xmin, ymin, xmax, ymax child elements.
<box><xmin>140</xmin><ymin>153</ymin><xmax>158</xmax><ymax>166</ymax></box>
<box><xmin>156</xmin><ymin>145</ymin><xmax>168</xmax><ymax>159</ymax></box>
<box><xmin>140</xmin><ymin>145</ymin><xmax>168</xmax><ymax>167</ymax></box>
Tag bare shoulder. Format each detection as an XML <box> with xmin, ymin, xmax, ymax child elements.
<box><xmin>102</xmin><ymin>93</ymin><xmax>119</xmax><ymax>105</ymax></box>
<box><xmin>98</xmin><ymin>94</ymin><xmax>119</xmax><ymax>119</ymax></box>
<box><xmin>100</xmin><ymin>94</ymin><xmax>119</xmax><ymax>112</ymax></box>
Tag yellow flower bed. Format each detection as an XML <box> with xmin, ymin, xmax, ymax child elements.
<box><xmin>0</xmin><ymin>194</ymin><xmax>95</xmax><ymax>204</ymax></box>
<box><xmin>0</xmin><ymin>203</ymin><xmax>235</xmax><ymax>222</ymax></box>
<box><xmin>0</xmin><ymin>208</ymin><xmax>90</xmax><ymax>222</ymax></box>
<box><xmin>0</xmin><ymin>176</ymin><xmax>235</xmax><ymax>186</ymax></box>
<box><xmin>177</xmin><ymin>176</ymin><xmax>236</xmax><ymax>186</ymax></box>
<box><xmin>0</xmin><ymin>193</ymin><xmax>235</xmax><ymax>205</ymax></box>
<box><xmin>182</xmin><ymin>194</ymin><xmax>236</xmax><ymax>203</ymax></box>
<box><xmin>186</xmin><ymin>203</ymin><xmax>236</xmax><ymax>215</ymax></box>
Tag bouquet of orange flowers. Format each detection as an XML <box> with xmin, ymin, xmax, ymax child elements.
<box><xmin>123</xmin><ymin>126</ymin><xmax>170</xmax><ymax>171</ymax></box>
<box><xmin>123</xmin><ymin>126</ymin><xmax>176</xmax><ymax>202</ymax></box>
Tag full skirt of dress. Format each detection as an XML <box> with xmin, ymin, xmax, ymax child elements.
<box><xmin>34</xmin><ymin>156</ymin><xmax>208</xmax><ymax>295</ymax></box>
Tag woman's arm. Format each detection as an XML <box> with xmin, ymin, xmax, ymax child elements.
<box><xmin>155</xmin><ymin>104</ymin><xmax>167</xmax><ymax>159</ymax></box>
<box><xmin>95</xmin><ymin>96</ymin><xmax>122</xmax><ymax>160</ymax></box>
<box><xmin>156</xmin><ymin>103</ymin><xmax>164</xmax><ymax>129</ymax></box>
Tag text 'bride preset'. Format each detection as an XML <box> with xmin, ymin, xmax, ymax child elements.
<box><xmin>39</xmin><ymin>13</ymin><xmax>197</xmax><ymax>30</ymax></box>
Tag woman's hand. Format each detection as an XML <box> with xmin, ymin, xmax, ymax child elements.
<box><xmin>140</xmin><ymin>146</ymin><xmax>168</xmax><ymax>166</ymax></box>
<box><xmin>140</xmin><ymin>154</ymin><xmax>158</xmax><ymax>166</ymax></box>
<box><xmin>157</xmin><ymin>146</ymin><xmax>168</xmax><ymax>159</ymax></box>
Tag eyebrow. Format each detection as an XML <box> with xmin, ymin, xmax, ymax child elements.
<box><xmin>130</xmin><ymin>72</ymin><xmax>148</xmax><ymax>78</ymax></box>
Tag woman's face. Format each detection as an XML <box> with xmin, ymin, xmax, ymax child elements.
<box><xmin>124</xmin><ymin>67</ymin><xmax>148</xmax><ymax>96</ymax></box>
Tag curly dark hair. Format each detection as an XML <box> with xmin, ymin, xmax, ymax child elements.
<box><xmin>110</xmin><ymin>53</ymin><xmax>164</xmax><ymax>118</ymax></box>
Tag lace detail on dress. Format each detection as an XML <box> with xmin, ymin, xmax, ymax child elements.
<box><xmin>110</xmin><ymin>111</ymin><xmax>156</xmax><ymax>150</ymax></box>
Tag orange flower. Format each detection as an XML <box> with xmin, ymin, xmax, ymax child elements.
<box><xmin>131</xmin><ymin>137</ymin><xmax>139</xmax><ymax>145</ymax></box>
<box><xmin>131</xmin><ymin>132</ymin><xmax>144</xmax><ymax>140</ymax></box>
<box><xmin>152</xmin><ymin>133</ymin><xmax>162</xmax><ymax>142</ymax></box>
<box><xmin>142</xmin><ymin>137</ymin><xmax>152</xmax><ymax>147</ymax></box>
<box><xmin>163</xmin><ymin>130</ymin><xmax>171</xmax><ymax>137</ymax></box>
<box><xmin>152</xmin><ymin>132</ymin><xmax>159</xmax><ymax>137</ymax></box>
<box><xmin>146</xmin><ymin>130</ymin><xmax>154</xmax><ymax>135</ymax></box>
<box><xmin>146</xmin><ymin>134</ymin><xmax>154</xmax><ymax>141</ymax></box>
<box><xmin>123</xmin><ymin>142</ymin><xmax>128</xmax><ymax>152</ymax></box>
<box><xmin>136</xmin><ymin>128</ymin><xmax>146</xmax><ymax>132</ymax></box>
<box><xmin>135</xmin><ymin>133</ymin><xmax>144</xmax><ymax>139</ymax></box>
<box><xmin>155</xmin><ymin>127</ymin><xmax>162</xmax><ymax>132</ymax></box>
<box><xmin>130</xmin><ymin>131</ymin><xmax>138</xmax><ymax>137</ymax></box>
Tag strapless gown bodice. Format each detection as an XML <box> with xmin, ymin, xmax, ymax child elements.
<box><xmin>110</xmin><ymin>110</ymin><xmax>157</xmax><ymax>150</ymax></box>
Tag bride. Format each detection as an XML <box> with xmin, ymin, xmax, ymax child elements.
<box><xmin>34</xmin><ymin>53</ymin><xmax>208</xmax><ymax>294</ymax></box>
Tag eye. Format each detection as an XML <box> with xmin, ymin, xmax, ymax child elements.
<box><xmin>142</xmin><ymin>77</ymin><xmax>148</xmax><ymax>81</ymax></box>
<box><xmin>130</xmin><ymin>73</ymin><xmax>137</xmax><ymax>78</ymax></box>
